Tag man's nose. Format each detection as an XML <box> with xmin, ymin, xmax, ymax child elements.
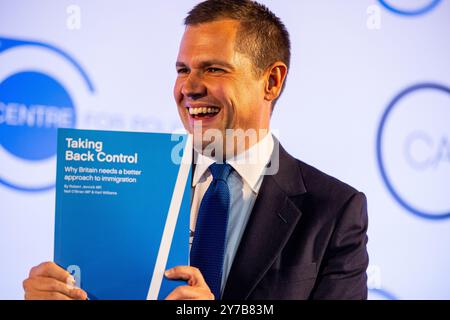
<box><xmin>181</xmin><ymin>72</ymin><xmax>206</xmax><ymax>100</ymax></box>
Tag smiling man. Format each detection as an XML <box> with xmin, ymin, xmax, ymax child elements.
<box><xmin>23</xmin><ymin>0</ymin><xmax>369</xmax><ymax>300</ymax></box>
<box><xmin>165</xmin><ymin>0</ymin><xmax>369</xmax><ymax>300</ymax></box>
<box><xmin>174</xmin><ymin>17</ymin><xmax>282</xmax><ymax>155</ymax></box>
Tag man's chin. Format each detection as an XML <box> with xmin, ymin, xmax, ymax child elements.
<box><xmin>191</xmin><ymin>126</ymin><xmax>224</xmax><ymax>155</ymax></box>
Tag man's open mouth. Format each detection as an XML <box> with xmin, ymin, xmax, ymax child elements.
<box><xmin>187</xmin><ymin>107</ymin><xmax>220</xmax><ymax>120</ymax></box>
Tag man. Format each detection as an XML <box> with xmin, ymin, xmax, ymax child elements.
<box><xmin>23</xmin><ymin>0</ymin><xmax>369</xmax><ymax>300</ymax></box>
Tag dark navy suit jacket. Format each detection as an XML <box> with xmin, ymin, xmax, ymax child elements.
<box><xmin>221</xmin><ymin>143</ymin><xmax>369</xmax><ymax>300</ymax></box>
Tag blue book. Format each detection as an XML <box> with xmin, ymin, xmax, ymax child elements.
<box><xmin>54</xmin><ymin>128</ymin><xmax>192</xmax><ymax>300</ymax></box>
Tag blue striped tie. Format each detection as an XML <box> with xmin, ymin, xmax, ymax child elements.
<box><xmin>190</xmin><ymin>163</ymin><xmax>232</xmax><ymax>299</ymax></box>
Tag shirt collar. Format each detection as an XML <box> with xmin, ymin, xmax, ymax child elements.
<box><xmin>192</xmin><ymin>132</ymin><xmax>274</xmax><ymax>193</ymax></box>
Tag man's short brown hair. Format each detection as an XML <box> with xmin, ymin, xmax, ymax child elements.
<box><xmin>185</xmin><ymin>0</ymin><xmax>291</xmax><ymax>105</ymax></box>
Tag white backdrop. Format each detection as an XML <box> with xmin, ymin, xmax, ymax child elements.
<box><xmin>1</xmin><ymin>0</ymin><xmax>449</xmax><ymax>300</ymax></box>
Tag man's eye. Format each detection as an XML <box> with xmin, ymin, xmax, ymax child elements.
<box><xmin>207</xmin><ymin>68</ymin><xmax>224</xmax><ymax>74</ymax></box>
<box><xmin>177</xmin><ymin>68</ymin><xmax>189</xmax><ymax>74</ymax></box>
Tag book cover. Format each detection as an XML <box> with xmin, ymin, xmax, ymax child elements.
<box><xmin>54</xmin><ymin>128</ymin><xmax>192</xmax><ymax>300</ymax></box>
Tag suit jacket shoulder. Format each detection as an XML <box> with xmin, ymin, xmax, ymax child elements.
<box><xmin>223</xmin><ymin>143</ymin><xmax>369</xmax><ymax>300</ymax></box>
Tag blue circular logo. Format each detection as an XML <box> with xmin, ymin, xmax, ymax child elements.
<box><xmin>376</xmin><ymin>83</ymin><xmax>450</xmax><ymax>220</ymax></box>
<box><xmin>0</xmin><ymin>37</ymin><xmax>95</xmax><ymax>192</ymax></box>
<box><xmin>378</xmin><ymin>0</ymin><xmax>442</xmax><ymax>16</ymax></box>
<box><xmin>0</xmin><ymin>71</ymin><xmax>76</xmax><ymax>160</ymax></box>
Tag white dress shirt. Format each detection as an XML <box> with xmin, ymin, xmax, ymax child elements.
<box><xmin>190</xmin><ymin>132</ymin><xmax>274</xmax><ymax>296</ymax></box>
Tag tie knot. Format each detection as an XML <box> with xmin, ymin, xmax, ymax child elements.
<box><xmin>209</xmin><ymin>163</ymin><xmax>232</xmax><ymax>182</ymax></box>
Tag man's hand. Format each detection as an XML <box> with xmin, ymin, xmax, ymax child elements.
<box><xmin>23</xmin><ymin>261</ymin><xmax>88</xmax><ymax>300</ymax></box>
<box><xmin>164</xmin><ymin>266</ymin><xmax>215</xmax><ymax>300</ymax></box>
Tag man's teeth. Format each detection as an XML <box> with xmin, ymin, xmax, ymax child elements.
<box><xmin>188</xmin><ymin>107</ymin><xmax>220</xmax><ymax>115</ymax></box>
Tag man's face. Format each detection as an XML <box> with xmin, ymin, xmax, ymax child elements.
<box><xmin>174</xmin><ymin>20</ymin><xmax>271</xmax><ymax>141</ymax></box>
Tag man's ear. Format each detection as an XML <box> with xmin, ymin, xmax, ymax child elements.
<box><xmin>264</xmin><ymin>62</ymin><xmax>288</xmax><ymax>103</ymax></box>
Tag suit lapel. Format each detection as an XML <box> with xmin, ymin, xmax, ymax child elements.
<box><xmin>222</xmin><ymin>143</ymin><xmax>307</xmax><ymax>300</ymax></box>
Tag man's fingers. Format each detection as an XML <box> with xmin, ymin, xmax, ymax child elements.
<box><xmin>165</xmin><ymin>285</ymin><xmax>214</xmax><ymax>300</ymax></box>
<box><xmin>24</xmin><ymin>290</ymin><xmax>74</xmax><ymax>300</ymax></box>
<box><xmin>165</xmin><ymin>266</ymin><xmax>208</xmax><ymax>288</ymax></box>
<box><xmin>23</xmin><ymin>276</ymin><xmax>87</xmax><ymax>300</ymax></box>
<box><xmin>25</xmin><ymin>262</ymin><xmax>88</xmax><ymax>300</ymax></box>
<box><xmin>164</xmin><ymin>266</ymin><xmax>215</xmax><ymax>300</ymax></box>
<box><xmin>29</xmin><ymin>261</ymin><xmax>71</xmax><ymax>283</ymax></box>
